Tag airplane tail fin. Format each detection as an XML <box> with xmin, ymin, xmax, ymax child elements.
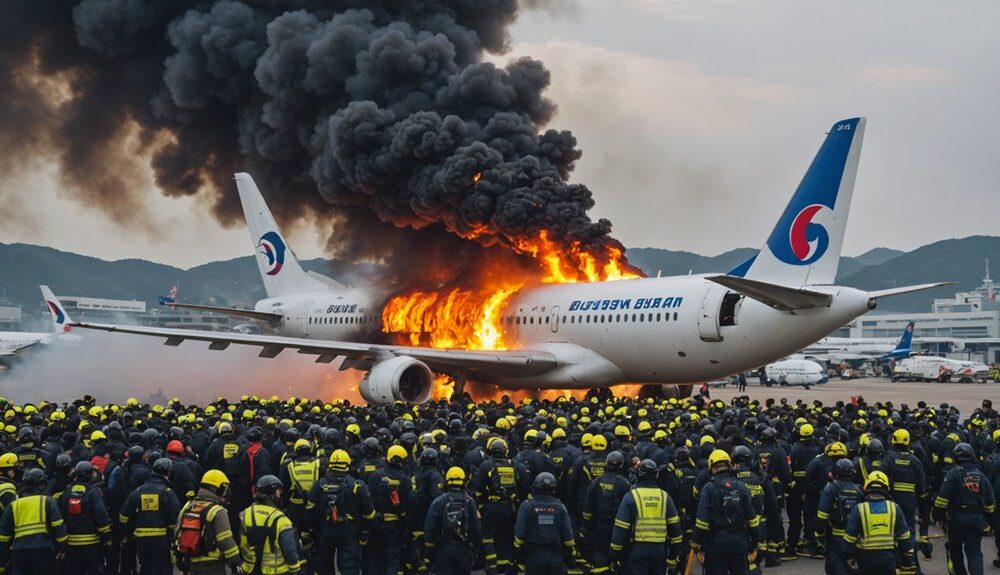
<box><xmin>234</xmin><ymin>173</ymin><xmax>340</xmax><ymax>298</ymax></box>
<box><xmin>729</xmin><ymin>118</ymin><xmax>866</xmax><ymax>286</ymax></box>
<box><xmin>893</xmin><ymin>321</ymin><xmax>915</xmax><ymax>354</ymax></box>
<box><xmin>39</xmin><ymin>286</ymin><xmax>73</xmax><ymax>333</ymax></box>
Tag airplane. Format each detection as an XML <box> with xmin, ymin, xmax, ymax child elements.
<box><xmin>0</xmin><ymin>287</ymin><xmax>76</xmax><ymax>366</ymax></box>
<box><xmin>802</xmin><ymin>320</ymin><xmax>916</xmax><ymax>363</ymax></box>
<box><xmin>56</xmin><ymin>117</ymin><xmax>953</xmax><ymax>404</ymax></box>
<box><xmin>762</xmin><ymin>358</ymin><xmax>828</xmax><ymax>389</ymax></box>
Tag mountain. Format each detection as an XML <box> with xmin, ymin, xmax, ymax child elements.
<box><xmin>2</xmin><ymin>236</ymin><xmax>997</xmax><ymax>319</ymax></box>
<box><xmin>854</xmin><ymin>247</ymin><xmax>905</xmax><ymax>267</ymax></box>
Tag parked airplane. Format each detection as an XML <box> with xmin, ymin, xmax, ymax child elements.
<box><xmin>803</xmin><ymin>321</ymin><xmax>916</xmax><ymax>363</ymax></box>
<box><xmin>0</xmin><ymin>287</ymin><xmax>76</xmax><ymax>365</ymax></box>
<box><xmin>58</xmin><ymin>118</ymin><xmax>951</xmax><ymax>404</ymax></box>
<box><xmin>762</xmin><ymin>358</ymin><xmax>828</xmax><ymax>388</ymax></box>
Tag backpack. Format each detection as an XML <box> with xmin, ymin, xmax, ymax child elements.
<box><xmin>595</xmin><ymin>477</ymin><xmax>624</xmax><ymax>519</ymax></box>
<box><xmin>376</xmin><ymin>474</ymin><xmax>402</xmax><ymax>511</ymax></box>
<box><xmin>176</xmin><ymin>501</ymin><xmax>215</xmax><ymax>556</ymax></box>
<box><xmin>324</xmin><ymin>479</ymin><xmax>346</xmax><ymax>524</ymax></box>
<box><xmin>833</xmin><ymin>486</ymin><xmax>860</xmax><ymax>527</ymax></box>
<box><xmin>243</xmin><ymin>444</ymin><xmax>263</xmax><ymax>485</ymax></box>
<box><xmin>443</xmin><ymin>493</ymin><xmax>469</xmax><ymax>543</ymax></box>
<box><xmin>713</xmin><ymin>478</ymin><xmax>745</xmax><ymax>530</ymax></box>
<box><xmin>67</xmin><ymin>488</ymin><xmax>86</xmax><ymax>517</ymax></box>
<box><xmin>490</xmin><ymin>462</ymin><xmax>517</xmax><ymax>499</ymax></box>
<box><xmin>91</xmin><ymin>454</ymin><xmax>110</xmax><ymax>475</ymax></box>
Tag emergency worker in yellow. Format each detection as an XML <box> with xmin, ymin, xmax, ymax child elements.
<box><xmin>610</xmin><ymin>459</ymin><xmax>683</xmax><ymax>575</ymax></box>
<box><xmin>118</xmin><ymin>457</ymin><xmax>181</xmax><ymax>575</ymax></box>
<box><xmin>57</xmin><ymin>461</ymin><xmax>111</xmax><ymax>575</ymax></box>
<box><xmin>0</xmin><ymin>454</ymin><xmax>18</xmax><ymax>512</ymax></box>
<box><xmin>173</xmin><ymin>470</ymin><xmax>240</xmax><ymax>575</ymax></box>
<box><xmin>843</xmin><ymin>470</ymin><xmax>914</xmax><ymax>575</ymax></box>
<box><xmin>366</xmin><ymin>444</ymin><xmax>412</xmax><ymax>575</ymax></box>
<box><xmin>0</xmin><ymin>468</ymin><xmax>67</xmax><ymax>575</ymax></box>
<box><xmin>239</xmin><ymin>475</ymin><xmax>302</xmax><ymax>575</ymax></box>
<box><xmin>305</xmin><ymin>450</ymin><xmax>374</xmax><ymax>575</ymax></box>
<box><xmin>278</xmin><ymin>439</ymin><xmax>320</xmax><ymax>529</ymax></box>
<box><xmin>471</xmin><ymin>438</ymin><xmax>526</xmax><ymax>575</ymax></box>
<box><xmin>692</xmin><ymin>450</ymin><xmax>759</xmax><ymax>575</ymax></box>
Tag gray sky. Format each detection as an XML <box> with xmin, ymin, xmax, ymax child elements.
<box><xmin>2</xmin><ymin>0</ymin><xmax>997</xmax><ymax>268</ymax></box>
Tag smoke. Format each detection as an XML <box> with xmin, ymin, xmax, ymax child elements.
<box><xmin>0</xmin><ymin>332</ymin><xmax>364</xmax><ymax>405</ymax></box>
<box><xmin>2</xmin><ymin>0</ymin><xmax>630</xmax><ymax>282</ymax></box>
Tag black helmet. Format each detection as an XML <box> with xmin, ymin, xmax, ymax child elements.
<box><xmin>673</xmin><ymin>447</ymin><xmax>691</xmax><ymax>465</ymax></box>
<box><xmin>55</xmin><ymin>454</ymin><xmax>73</xmax><ymax>473</ymax></box>
<box><xmin>17</xmin><ymin>427</ymin><xmax>34</xmax><ymax>444</ymax></box>
<box><xmin>152</xmin><ymin>458</ymin><xmax>172</xmax><ymax>477</ymax></box>
<box><xmin>760</xmin><ymin>427</ymin><xmax>776</xmax><ymax>441</ymax></box>
<box><xmin>74</xmin><ymin>461</ymin><xmax>94</xmax><ymax>480</ymax></box>
<box><xmin>867</xmin><ymin>439</ymin><xmax>884</xmax><ymax>458</ymax></box>
<box><xmin>533</xmin><ymin>472</ymin><xmax>557</xmax><ymax>494</ymax></box>
<box><xmin>637</xmin><ymin>459</ymin><xmax>658</xmax><ymax>480</ymax></box>
<box><xmin>731</xmin><ymin>445</ymin><xmax>752</xmax><ymax>465</ymax></box>
<box><xmin>126</xmin><ymin>445</ymin><xmax>145</xmax><ymax>460</ymax></box>
<box><xmin>246</xmin><ymin>427</ymin><xmax>263</xmax><ymax>443</ymax></box>
<box><xmin>168</xmin><ymin>426</ymin><xmax>184</xmax><ymax>440</ymax></box>
<box><xmin>283</xmin><ymin>428</ymin><xmax>300</xmax><ymax>443</ymax></box>
<box><xmin>325</xmin><ymin>428</ymin><xmax>341</xmax><ymax>446</ymax></box>
<box><xmin>954</xmin><ymin>442</ymin><xmax>975</xmax><ymax>463</ymax></box>
<box><xmin>255</xmin><ymin>475</ymin><xmax>283</xmax><ymax>497</ymax></box>
<box><xmin>605</xmin><ymin>450</ymin><xmax>625</xmax><ymax>472</ymax></box>
<box><xmin>22</xmin><ymin>468</ymin><xmax>46</xmax><ymax>488</ymax></box>
<box><xmin>834</xmin><ymin>458</ymin><xmax>855</xmax><ymax>479</ymax></box>
<box><xmin>420</xmin><ymin>448</ymin><xmax>439</xmax><ymax>466</ymax></box>
<box><xmin>361</xmin><ymin>437</ymin><xmax>381</xmax><ymax>457</ymax></box>
<box><xmin>488</xmin><ymin>438</ymin><xmax>508</xmax><ymax>458</ymax></box>
<box><xmin>142</xmin><ymin>428</ymin><xmax>160</xmax><ymax>442</ymax></box>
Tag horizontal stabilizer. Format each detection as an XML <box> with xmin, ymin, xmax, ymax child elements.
<box><xmin>160</xmin><ymin>302</ymin><xmax>284</xmax><ymax>325</ymax></box>
<box><xmin>707</xmin><ymin>275</ymin><xmax>832</xmax><ymax>312</ymax></box>
<box><xmin>867</xmin><ymin>282</ymin><xmax>955</xmax><ymax>300</ymax></box>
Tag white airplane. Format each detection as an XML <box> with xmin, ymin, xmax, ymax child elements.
<box><xmin>56</xmin><ymin>117</ymin><xmax>951</xmax><ymax>404</ymax></box>
<box><xmin>892</xmin><ymin>355</ymin><xmax>990</xmax><ymax>383</ymax></box>
<box><xmin>763</xmin><ymin>358</ymin><xmax>828</xmax><ymax>388</ymax></box>
<box><xmin>0</xmin><ymin>288</ymin><xmax>76</xmax><ymax>364</ymax></box>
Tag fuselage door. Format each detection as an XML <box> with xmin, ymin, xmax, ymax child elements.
<box><xmin>698</xmin><ymin>288</ymin><xmax>726</xmax><ymax>342</ymax></box>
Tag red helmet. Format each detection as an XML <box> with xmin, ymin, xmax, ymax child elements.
<box><xmin>166</xmin><ymin>440</ymin><xmax>184</xmax><ymax>455</ymax></box>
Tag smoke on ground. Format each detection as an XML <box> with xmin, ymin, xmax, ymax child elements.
<box><xmin>0</xmin><ymin>332</ymin><xmax>364</xmax><ymax>405</ymax></box>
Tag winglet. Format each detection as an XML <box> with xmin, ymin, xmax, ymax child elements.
<box><xmin>39</xmin><ymin>286</ymin><xmax>73</xmax><ymax>333</ymax></box>
<box><xmin>867</xmin><ymin>282</ymin><xmax>954</xmax><ymax>300</ymax></box>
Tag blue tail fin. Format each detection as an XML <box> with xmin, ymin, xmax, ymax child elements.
<box><xmin>730</xmin><ymin>118</ymin><xmax>866</xmax><ymax>286</ymax></box>
<box><xmin>893</xmin><ymin>321</ymin><xmax>915</xmax><ymax>354</ymax></box>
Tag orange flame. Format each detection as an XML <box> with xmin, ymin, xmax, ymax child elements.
<box><xmin>381</xmin><ymin>231</ymin><xmax>642</xmax><ymax>356</ymax></box>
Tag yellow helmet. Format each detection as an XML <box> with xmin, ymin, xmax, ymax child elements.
<box><xmin>0</xmin><ymin>453</ymin><xmax>16</xmax><ymax>470</ymax></box>
<box><xmin>825</xmin><ymin>442</ymin><xmax>847</xmax><ymax>457</ymax></box>
<box><xmin>865</xmin><ymin>470</ymin><xmax>890</xmax><ymax>491</ymax></box>
<box><xmin>700</xmin><ymin>435</ymin><xmax>716</xmax><ymax>446</ymax></box>
<box><xmin>799</xmin><ymin>423</ymin><xmax>814</xmax><ymax>438</ymax></box>
<box><xmin>387</xmin><ymin>445</ymin><xmax>408</xmax><ymax>463</ymax></box>
<box><xmin>614</xmin><ymin>425</ymin><xmax>631</xmax><ymax>439</ymax></box>
<box><xmin>892</xmin><ymin>429</ymin><xmax>910</xmax><ymax>446</ymax></box>
<box><xmin>345</xmin><ymin>423</ymin><xmax>361</xmax><ymax>437</ymax></box>
<box><xmin>590</xmin><ymin>434</ymin><xmax>608</xmax><ymax>452</ymax></box>
<box><xmin>90</xmin><ymin>430</ymin><xmax>107</xmax><ymax>442</ymax></box>
<box><xmin>708</xmin><ymin>449</ymin><xmax>731</xmax><ymax>468</ymax></box>
<box><xmin>446</xmin><ymin>466</ymin><xmax>466</xmax><ymax>487</ymax></box>
<box><xmin>637</xmin><ymin>421</ymin><xmax>652</xmax><ymax>433</ymax></box>
<box><xmin>126</xmin><ymin>397</ymin><xmax>139</xmax><ymax>408</ymax></box>
<box><xmin>88</xmin><ymin>406</ymin><xmax>103</xmax><ymax>418</ymax></box>
<box><xmin>581</xmin><ymin>433</ymin><xmax>593</xmax><ymax>449</ymax></box>
<box><xmin>329</xmin><ymin>449</ymin><xmax>351</xmax><ymax>472</ymax></box>
<box><xmin>653</xmin><ymin>429</ymin><xmax>668</xmax><ymax>442</ymax></box>
<box><xmin>523</xmin><ymin>428</ymin><xmax>539</xmax><ymax>442</ymax></box>
<box><xmin>495</xmin><ymin>418</ymin><xmax>511</xmax><ymax>431</ymax></box>
<box><xmin>551</xmin><ymin>428</ymin><xmax>566</xmax><ymax>440</ymax></box>
<box><xmin>201</xmin><ymin>469</ymin><xmax>230</xmax><ymax>490</ymax></box>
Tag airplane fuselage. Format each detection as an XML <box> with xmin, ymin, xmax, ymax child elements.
<box><xmin>0</xmin><ymin>332</ymin><xmax>51</xmax><ymax>353</ymax></box>
<box><xmin>250</xmin><ymin>275</ymin><xmax>872</xmax><ymax>389</ymax></box>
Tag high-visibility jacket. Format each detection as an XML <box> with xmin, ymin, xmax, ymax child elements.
<box><xmin>843</xmin><ymin>498</ymin><xmax>911</xmax><ymax>552</ymax></box>
<box><xmin>284</xmin><ymin>458</ymin><xmax>320</xmax><ymax>505</ymax></box>
<box><xmin>610</xmin><ymin>482</ymin><xmax>682</xmax><ymax>550</ymax></box>
<box><xmin>0</xmin><ymin>493</ymin><xmax>68</xmax><ymax>550</ymax></box>
<box><xmin>239</xmin><ymin>503</ymin><xmax>302</xmax><ymax>575</ymax></box>
<box><xmin>175</xmin><ymin>489</ymin><xmax>240</xmax><ymax>565</ymax></box>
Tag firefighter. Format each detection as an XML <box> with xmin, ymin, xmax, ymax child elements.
<box><xmin>754</xmin><ymin>427</ymin><xmax>791</xmax><ymax>564</ymax></box>
<box><xmin>173</xmin><ymin>470</ymin><xmax>240</xmax><ymax>575</ymax></box>
<box><xmin>0</xmin><ymin>468</ymin><xmax>67</xmax><ymax>575</ymax></box>
<box><xmin>933</xmin><ymin>442</ymin><xmax>996</xmax><ymax>575</ymax></box>
<box><xmin>424</xmin><ymin>467</ymin><xmax>487</xmax><ymax>575</ymax></box>
<box><xmin>57</xmin><ymin>461</ymin><xmax>111</xmax><ymax>575</ymax></box>
<box><xmin>843</xmin><ymin>470</ymin><xmax>915</xmax><ymax>575</ymax></box>
<box><xmin>514</xmin><ymin>472</ymin><xmax>575</xmax><ymax>575</ymax></box>
<box><xmin>731</xmin><ymin>445</ymin><xmax>776</xmax><ymax>574</ymax></box>
<box><xmin>581</xmin><ymin>450</ymin><xmax>630</xmax><ymax>574</ymax></box>
<box><xmin>11</xmin><ymin>429</ymin><xmax>46</xmax><ymax>473</ymax></box>
<box><xmin>0</xmin><ymin>454</ymin><xmax>19</xmax><ymax>512</ymax></box>
<box><xmin>692</xmin><ymin>450</ymin><xmax>759</xmax><ymax>575</ymax></box>
<box><xmin>854</xmin><ymin>438</ymin><xmax>884</xmax><ymax>484</ymax></box>
<box><xmin>786</xmin><ymin>422</ymin><xmax>819</xmax><ymax>558</ymax></box>
<box><xmin>611</xmin><ymin>459</ymin><xmax>683</xmax><ymax>575</ymax></box>
<box><xmin>568</xmin><ymin>434</ymin><xmax>608</xmax><ymax>526</ymax></box>
<box><xmin>367</xmin><ymin>444</ymin><xmax>413</xmax><ymax>575</ymax></box>
<box><xmin>234</xmin><ymin>426</ymin><xmax>271</xmax><ymax>515</ymax></box>
<box><xmin>306</xmin><ymin>449</ymin><xmax>374</xmax><ymax>575</ymax></box>
<box><xmin>279</xmin><ymin>439</ymin><xmax>320</xmax><ymax>529</ymax></box>
<box><xmin>118</xmin><ymin>457</ymin><xmax>181</xmax><ymax>575</ymax></box>
<box><xmin>801</xmin><ymin>440</ymin><xmax>847</xmax><ymax>557</ymax></box>
<box><xmin>815</xmin><ymin>459</ymin><xmax>862</xmax><ymax>575</ymax></box>
<box><xmin>472</xmin><ymin>438</ymin><xmax>524</xmax><ymax>575</ymax></box>
<box><xmin>239</xmin><ymin>475</ymin><xmax>302</xmax><ymax>575</ymax></box>
<box><xmin>881</xmin><ymin>428</ymin><xmax>925</xmax><ymax>574</ymax></box>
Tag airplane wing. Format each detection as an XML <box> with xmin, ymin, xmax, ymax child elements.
<box><xmin>867</xmin><ymin>282</ymin><xmax>954</xmax><ymax>299</ymax></box>
<box><xmin>706</xmin><ymin>275</ymin><xmax>832</xmax><ymax>311</ymax></box>
<box><xmin>71</xmin><ymin>321</ymin><xmax>559</xmax><ymax>378</ymax></box>
<box><xmin>159</xmin><ymin>302</ymin><xmax>283</xmax><ymax>325</ymax></box>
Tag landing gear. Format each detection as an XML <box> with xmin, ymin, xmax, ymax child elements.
<box><xmin>451</xmin><ymin>375</ymin><xmax>466</xmax><ymax>401</ymax></box>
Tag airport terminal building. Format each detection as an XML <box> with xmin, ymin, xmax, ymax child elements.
<box><xmin>843</xmin><ymin>268</ymin><xmax>1000</xmax><ymax>363</ymax></box>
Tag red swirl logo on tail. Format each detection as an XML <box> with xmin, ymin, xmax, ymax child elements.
<box><xmin>788</xmin><ymin>204</ymin><xmax>828</xmax><ymax>263</ymax></box>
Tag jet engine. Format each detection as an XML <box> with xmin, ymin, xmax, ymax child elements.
<box><xmin>359</xmin><ymin>356</ymin><xmax>434</xmax><ymax>405</ymax></box>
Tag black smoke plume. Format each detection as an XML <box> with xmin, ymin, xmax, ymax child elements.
<box><xmin>1</xmin><ymin>0</ymin><xmax>632</xmax><ymax>284</ymax></box>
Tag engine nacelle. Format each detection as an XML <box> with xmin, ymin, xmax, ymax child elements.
<box><xmin>359</xmin><ymin>356</ymin><xmax>434</xmax><ymax>405</ymax></box>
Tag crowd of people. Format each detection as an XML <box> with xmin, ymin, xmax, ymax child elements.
<box><xmin>0</xmin><ymin>391</ymin><xmax>996</xmax><ymax>575</ymax></box>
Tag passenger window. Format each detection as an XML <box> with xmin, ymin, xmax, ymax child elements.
<box><xmin>545</xmin><ymin>316</ymin><xmax>550</xmax><ymax>324</ymax></box>
<box><xmin>632</xmin><ymin>314</ymin><xmax>637</xmax><ymax>322</ymax></box>
<box><xmin>562</xmin><ymin>316</ymin><xmax>567</xmax><ymax>323</ymax></box>
<box><xmin>673</xmin><ymin>312</ymin><xmax>678</xmax><ymax>321</ymax></box>
<box><xmin>640</xmin><ymin>313</ymin><xmax>645</xmax><ymax>321</ymax></box>
<box><xmin>656</xmin><ymin>313</ymin><xmax>661</xmax><ymax>321</ymax></box>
